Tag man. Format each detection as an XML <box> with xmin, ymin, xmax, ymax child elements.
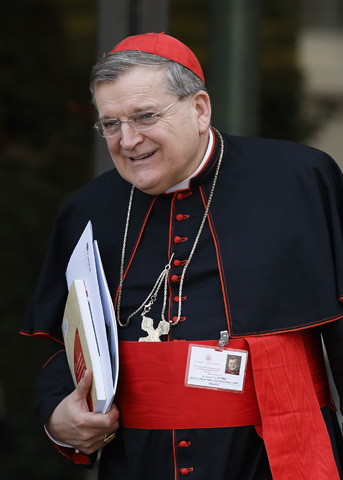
<box><xmin>226</xmin><ymin>355</ymin><xmax>240</xmax><ymax>375</ymax></box>
<box><xmin>21</xmin><ymin>33</ymin><xmax>343</xmax><ymax>479</ymax></box>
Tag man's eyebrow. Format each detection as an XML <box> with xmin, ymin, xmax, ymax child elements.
<box><xmin>131</xmin><ymin>104</ymin><xmax>159</xmax><ymax>113</ymax></box>
<box><xmin>98</xmin><ymin>104</ymin><xmax>158</xmax><ymax>120</ymax></box>
<box><xmin>98</xmin><ymin>115</ymin><xmax>119</xmax><ymax>120</ymax></box>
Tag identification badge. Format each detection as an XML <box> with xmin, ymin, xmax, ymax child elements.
<box><xmin>185</xmin><ymin>344</ymin><xmax>248</xmax><ymax>393</ymax></box>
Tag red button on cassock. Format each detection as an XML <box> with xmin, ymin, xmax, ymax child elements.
<box><xmin>171</xmin><ymin>275</ymin><xmax>180</xmax><ymax>283</ymax></box>
<box><xmin>174</xmin><ymin>236</ymin><xmax>188</xmax><ymax>244</ymax></box>
<box><xmin>174</xmin><ymin>296</ymin><xmax>187</xmax><ymax>303</ymax></box>
<box><xmin>176</xmin><ymin>214</ymin><xmax>185</xmax><ymax>221</ymax></box>
<box><xmin>174</xmin><ymin>259</ymin><xmax>181</xmax><ymax>267</ymax></box>
<box><xmin>176</xmin><ymin>192</ymin><xmax>192</xmax><ymax>200</ymax></box>
<box><xmin>179</xmin><ymin>467</ymin><xmax>194</xmax><ymax>476</ymax></box>
<box><xmin>178</xmin><ymin>440</ymin><xmax>191</xmax><ymax>448</ymax></box>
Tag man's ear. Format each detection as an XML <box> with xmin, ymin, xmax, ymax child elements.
<box><xmin>193</xmin><ymin>90</ymin><xmax>212</xmax><ymax>134</ymax></box>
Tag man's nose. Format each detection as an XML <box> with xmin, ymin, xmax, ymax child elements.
<box><xmin>119</xmin><ymin>122</ymin><xmax>143</xmax><ymax>150</ymax></box>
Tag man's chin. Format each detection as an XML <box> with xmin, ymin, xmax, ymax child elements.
<box><xmin>128</xmin><ymin>177</ymin><xmax>166</xmax><ymax>196</ymax></box>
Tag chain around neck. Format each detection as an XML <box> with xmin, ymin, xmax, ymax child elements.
<box><xmin>116</xmin><ymin>128</ymin><xmax>224</xmax><ymax>329</ymax></box>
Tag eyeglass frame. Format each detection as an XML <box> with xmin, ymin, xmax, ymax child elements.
<box><xmin>93</xmin><ymin>100</ymin><xmax>179</xmax><ymax>138</ymax></box>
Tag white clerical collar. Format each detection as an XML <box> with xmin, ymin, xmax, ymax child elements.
<box><xmin>165</xmin><ymin>128</ymin><xmax>214</xmax><ymax>193</ymax></box>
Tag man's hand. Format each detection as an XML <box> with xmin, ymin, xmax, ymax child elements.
<box><xmin>46</xmin><ymin>370</ymin><xmax>120</xmax><ymax>454</ymax></box>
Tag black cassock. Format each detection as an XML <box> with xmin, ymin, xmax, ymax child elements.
<box><xmin>22</xmin><ymin>129</ymin><xmax>343</xmax><ymax>478</ymax></box>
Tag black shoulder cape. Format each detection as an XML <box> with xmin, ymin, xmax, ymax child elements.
<box><xmin>21</xmin><ymin>131</ymin><xmax>343</xmax><ymax>341</ymax></box>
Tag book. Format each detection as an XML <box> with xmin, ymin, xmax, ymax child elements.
<box><xmin>62</xmin><ymin>221</ymin><xmax>119</xmax><ymax>413</ymax></box>
<box><xmin>62</xmin><ymin>279</ymin><xmax>107</xmax><ymax>413</ymax></box>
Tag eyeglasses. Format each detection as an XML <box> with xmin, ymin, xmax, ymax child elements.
<box><xmin>94</xmin><ymin>100</ymin><xmax>179</xmax><ymax>138</ymax></box>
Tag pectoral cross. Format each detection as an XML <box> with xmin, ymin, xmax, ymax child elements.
<box><xmin>138</xmin><ymin>316</ymin><xmax>170</xmax><ymax>342</ymax></box>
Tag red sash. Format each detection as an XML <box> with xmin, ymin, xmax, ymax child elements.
<box><xmin>115</xmin><ymin>332</ymin><xmax>338</xmax><ymax>478</ymax></box>
<box><xmin>246</xmin><ymin>333</ymin><xmax>339</xmax><ymax>479</ymax></box>
<box><xmin>117</xmin><ymin>338</ymin><xmax>261</xmax><ymax>429</ymax></box>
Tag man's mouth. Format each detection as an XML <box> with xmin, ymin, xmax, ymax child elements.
<box><xmin>130</xmin><ymin>151</ymin><xmax>155</xmax><ymax>161</ymax></box>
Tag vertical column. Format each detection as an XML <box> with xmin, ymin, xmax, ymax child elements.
<box><xmin>208</xmin><ymin>0</ymin><xmax>260</xmax><ymax>137</ymax></box>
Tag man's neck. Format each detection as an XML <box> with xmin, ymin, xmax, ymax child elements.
<box><xmin>166</xmin><ymin>129</ymin><xmax>213</xmax><ymax>193</ymax></box>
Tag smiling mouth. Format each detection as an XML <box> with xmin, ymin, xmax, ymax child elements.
<box><xmin>130</xmin><ymin>151</ymin><xmax>156</xmax><ymax>161</ymax></box>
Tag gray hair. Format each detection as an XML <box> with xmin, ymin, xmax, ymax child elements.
<box><xmin>90</xmin><ymin>50</ymin><xmax>207</xmax><ymax>104</ymax></box>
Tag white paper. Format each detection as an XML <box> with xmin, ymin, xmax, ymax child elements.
<box><xmin>66</xmin><ymin>221</ymin><xmax>115</xmax><ymax>412</ymax></box>
<box><xmin>93</xmin><ymin>240</ymin><xmax>119</xmax><ymax>400</ymax></box>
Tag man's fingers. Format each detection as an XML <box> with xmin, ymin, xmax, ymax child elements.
<box><xmin>74</xmin><ymin>370</ymin><xmax>93</xmax><ymax>401</ymax></box>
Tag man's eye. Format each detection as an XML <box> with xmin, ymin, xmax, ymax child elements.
<box><xmin>135</xmin><ymin>112</ymin><xmax>157</xmax><ymax>124</ymax></box>
<box><xmin>102</xmin><ymin>119</ymin><xmax>119</xmax><ymax>129</ymax></box>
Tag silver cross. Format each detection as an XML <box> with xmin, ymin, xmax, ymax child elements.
<box><xmin>138</xmin><ymin>316</ymin><xmax>170</xmax><ymax>342</ymax></box>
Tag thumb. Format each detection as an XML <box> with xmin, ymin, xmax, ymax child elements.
<box><xmin>75</xmin><ymin>369</ymin><xmax>93</xmax><ymax>400</ymax></box>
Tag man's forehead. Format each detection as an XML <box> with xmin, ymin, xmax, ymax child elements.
<box><xmin>94</xmin><ymin>70</ymin><xmax>171</xmax><ymax>113</ymax></box>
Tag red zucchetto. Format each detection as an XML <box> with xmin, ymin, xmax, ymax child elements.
<box><xmin>110</xmin><ymin>32</ymin><xmax>205</xmax><ymax>82</ymax></box>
